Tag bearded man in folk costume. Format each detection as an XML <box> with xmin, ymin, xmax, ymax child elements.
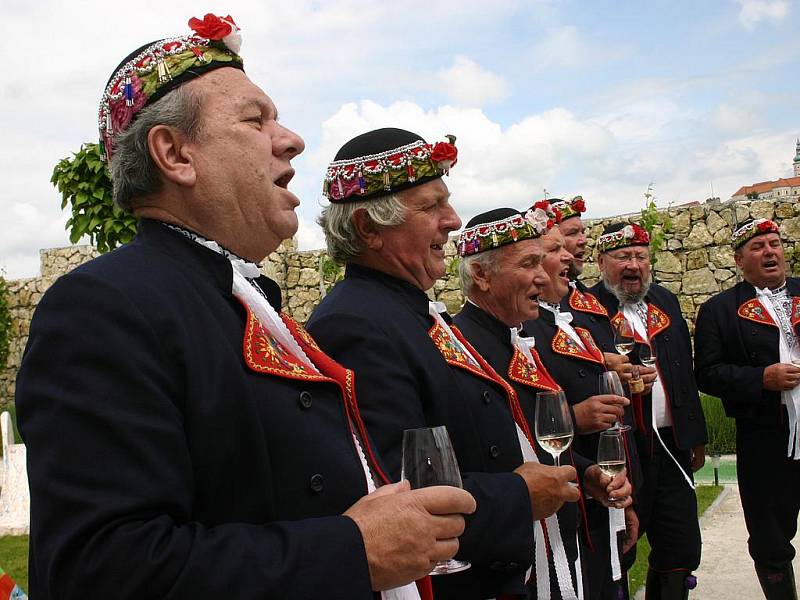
<box><xmin>15</xmin><ymin>17</ymin><xmax>475</xmax><ymax>600</ymax></box>
<box><xmin>308</xmin><ymin>128</ymin><xmax>580</xmax><ymax>600</ymax></box>
<box><xmin>695</xmin><ymin>219</ymin><xmax>800</xmax><ymax>600</ymax></box>
<box><xmin>453</xmin><ymin>206</ymin><xmax>635</xmax><ymax>600</ymax></box>
<box><xmin>588</xmin><ymin>223</ymin><xmax>707</xmax><ymax>599</ymax></box>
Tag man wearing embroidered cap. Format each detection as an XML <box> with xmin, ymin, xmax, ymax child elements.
<box><xmin>453</xmin><ymin>206</ymin><xmax>635</xmax><ymax>599</ymax></box>
<box><xmin>16</xmin><ymin>16</ymin><xmax>476</xmax><ymax>600</ymax></box>
<box><xmin>308</xmin><ymin>128</ymin><xmax>580</xmax><ymax>599</ymax></box>
<box><xmin>695</xmin><ymin>219</ymin><xmax>800</xmax><ymax>599</ymax></box>
<box><xmin>589</xmin><ymin>223</ymin><xmax>706</xmax><ymax>600</ymax></box>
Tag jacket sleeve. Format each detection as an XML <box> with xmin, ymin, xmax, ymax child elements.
<box><xmin>694</xmin><ymin>298</ymin><xmax>770</xmax><ymax>408</ymax></box>
<box><xmin>16</xmin><ymin>273</ymin><xmax>373</xmax><ymax>600</ymax></box>
<box><xmin>308</xmin><ymin>311</ymin><xmax>534</xmax><ymax>572</ymax></box>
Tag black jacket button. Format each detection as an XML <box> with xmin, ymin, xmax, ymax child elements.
<box><xmin>299</xmin><ymin>391</ymin><xmax>313</xmax><ymax>409</ymax></box>
<box><xmin>578</xmin><ymin>369</ymin><xmax>586</xmax><ymax>377</ymax></box>
<box><xmin>489</xmin><ymin>445</ymin><xmax>500</xmax><ymax>458</ymax></box>
<box><xmin>310</xmin><ymin>474</ymin><xmax>324</xmax><ymax>493</ymax></box>
<box><xmin>507</xmin><ymin>562</ymin><xmax>519</xmax><ymax>572</ymax></box>
<box><xmin>482</xmin><ymin>391</ymin><xmax>491</xmax><ymax>405</ymax></box>
<box><xmin>674</xmin><ymin>360</ymin><xmax>680</xmax><ymax>366</ymax></box>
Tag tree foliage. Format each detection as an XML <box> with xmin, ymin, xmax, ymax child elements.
<box><xmin>51</xmin><ymin>143</ymin><xmax>137</xmax><ymax>253</ymax></box>
<box><xmin>639</xmin><ymin>182</ymin><xmax>672</xmax><ymax>265</ymax></box>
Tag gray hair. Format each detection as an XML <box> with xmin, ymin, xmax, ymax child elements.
<box><xmin>317</xmin><ymin>193</ymin><xmax>407</xmax><ymax>263</ymax></box>
<box><xmin>458</xmin><ymin>247</ymin><xmax>503</xmax><ymax>296</ymax></box>
<box><xmin>110</xmin><ymin>86</ymin><xmax>203</xmax><ymax>212</ymax></box>
<box><xmin>602</xmin><ymin>271</ymin><xmax>653</xmax><ymax>304</ymax></box>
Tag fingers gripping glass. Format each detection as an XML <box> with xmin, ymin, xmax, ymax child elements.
<box><xmin>534</xmin><ymin>391</ymin><xmax>574</xmax><ymax>467</ymax></box>
<box><xmin>599</xmin><ymin>371</ymin><xmax>630</xmax><ymax>432</ymax></box>
<box><xmin>613</xmin><ymin>318</ymin><xmax>635</xmax><ymax>356</ymax></box>
<box><xmin>401</xmin><ymin>426</ymin><xmax>471</xmax><ymax>575</ymax></box>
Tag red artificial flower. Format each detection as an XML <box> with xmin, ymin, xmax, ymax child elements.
<box><xmin>757</xmin><ymin>220</ymin><xmax>775</xmax><ymax>233</ymax></box>
<box><xmin>552</xmin><ymin>207</ymin><xmax>563</xmax><ymax>223</ymax></box>
<box><xmin>572</xmin><ymin>197</ymin><xmax>586</xmax><ymax>213</ymax></box>
<box><xmin>188</xmin><ymin>14</ymin><xmax>237</xmax><ymax>40</ymax></box>
<box><xmin>431</xmin><ymin>142</ymin><xmax>458</xmax><ymax>164</ymax></box>
<box><xmin>533</xmin><ymin>200</ymin><xmax>551</xmax><ymax>212</ymax></box>
<box><xmin>547</xmin><ymin>219</ymin><xmax>555</xmax><ymax>229</ymax></box>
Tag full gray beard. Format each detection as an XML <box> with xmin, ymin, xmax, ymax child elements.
<box><xmin>604</xmin><ymin>273</ymin><xmax>652</xmax><ymax>305</ymax></box>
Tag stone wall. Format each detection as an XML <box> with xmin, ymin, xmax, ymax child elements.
<box><xmin>2</xmin><ymin>198</ymin><xmax>799</xmax><ymax>407</ymax></box>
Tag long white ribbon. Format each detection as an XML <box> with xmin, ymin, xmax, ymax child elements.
<box><xmin>608</xmin><ymin>507</ymin><xmax>626</xmax><ymax>581</ymax></box>
<box><xmin>755</xmin><ymin>287</ymin><xmax>800</xmax><ymax>460</ymax></box>
<box><xmin>516</xmin><ymin>425</ymin><xmax>581</xmax><ymax>600</ymax></box>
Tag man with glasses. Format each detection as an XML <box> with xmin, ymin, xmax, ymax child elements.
<box><xmin>589</xmin><ymin>223</ymin><xmax>707</xmax><ymax>600</ymax></box>
<box><xmin>695</xmin><ymin>219</ymin><xmax>800</xmax><ymax>599</ymax></box>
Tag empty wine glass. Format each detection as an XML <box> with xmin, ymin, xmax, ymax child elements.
<box><xmin>535</xmin><ymin>391</ymin><xmax>574</xmax><ymax>467</ymax></box>
<box><xmin>599</xmin><ymin>371</ymin><xmax>630</xmax><ymax>432</ymax></box>
<box><xmin>639</xmin><ymin>343</ymin><xmax>657</xmax><ymax>368</ymax></box>
<box><xmin>597</xmin><ymin>429</ymin><xmax>627</xmax><ymax>503</ymax></box>
<box><xmin>614</xmin><ymin>318</ymin><xmax>635</xmax><ymax>356</ymax></box>
<box><xmin>401</xmin><ymin>426</ymin><xmax>471</xmax><ymax>575</ymax></box>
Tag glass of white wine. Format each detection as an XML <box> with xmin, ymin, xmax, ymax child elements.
<box><xmin>535</xmin><ymin>391</ymin><xmax>574</xmax><ymax>467</ymax></box>
<box><xmin>401</xmin><ymin>426</ymin><xmax>471</xmax><ymax>575</ymax></box>
<box><xmin>597</xmin><ymin>429</ymin><xmax>627</xmax><ymax>503</ymax></box>
<box><xmin>599</xmin><ymin>371</ymin><xmax>630</xmax><ymax>432</ymax></box>
<box><xmin>614</xmin><ymin>318</ymin><xmax>635</xmax><ymax>356</ymax></box>
<box><xmin>789</xmin><ymin>341</ymin><xmax>800</xmax><ymax>367</ymax></box>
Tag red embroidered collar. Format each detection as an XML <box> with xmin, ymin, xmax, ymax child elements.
<box><xmin>568</xmin><ymin>287</ymin><xmax>608</xmax><ymax>317</ymax></box>
<box><xmin>551</xmin><ymin>327</ymin><xmax>605</xmax><ymax>365</ymax></box>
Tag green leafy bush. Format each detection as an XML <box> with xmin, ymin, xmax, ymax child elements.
<box><xmin>0</xmin><ymin>274</ymin><xmax>10</xmax><ymax>371</ymax></box>
<box><xmin>639</xmin><ymin>182</ymin><xmax>672</xmax><ymax>266</ymax></box>
<box><xmin>701</xmin><ymin>393</ymin><xmax>736</xmax><ymax>455</ymax></box>
<box><xmin>51</xmin><ymin>143</ymin><xmax>137</xmax><ymax>253</ymax></box>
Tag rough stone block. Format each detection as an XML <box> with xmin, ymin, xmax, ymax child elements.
<box><xmin>713</xmin><ymin>228</ymin><xmax>732</xmax><ymax>245</ymax></box>
<box><xmin>684</xmin><ymin>223</ymin><xmax>714</xmax><ymax>249</ymax></box>
<box><xmin>686</xmin><ymin>249</ymin><xmax>709</xmax><ymax>271</ymax></box>
<box><xmin>776</xmin><ymin>203</ymin><xmax>795</xmax><ymax>219</ymax></box>
<box><xmin>714</xmin><ymin>269</ymin><xmax>734</xmax><ymax>282</ymax></box>
<box><xmin>709</xmin><ymin>246</ymin><xmax>736</xmax><ymax>269</ymax></box>
<box><xmin>749</xmin><ymin>200</ymin><xmax>775</xmax><ymax>220</ymax></box>
<box><xmin>780</xmin><ymin>217</ymin><xmax>800</xmax><ymax>242</ymax></box>
<box><xmin>671</xmin><ymin>211</ymin><xmax>691</xmax><ymax>234</ymax></box>
<box><xmin>706</xmin><ymin>211</ymin><xmax>726</xmax><ymax>235</ymax></box>
<box><xmin>683</xmin><ymin>268</ymin><xmax>719</xmax><ymax>294</ymax></box>
<box><xmin>654</xmin><ymin>251</ymin><xmax>682</xmax><ymax>274</ymax></box>
<box><xmin>661</xmin><ymin>281</ymin><xmax>681</xmax><ymax>294</ymax></box>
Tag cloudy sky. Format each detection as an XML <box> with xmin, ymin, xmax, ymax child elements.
<box><xmin>2</xmin><ymin>0</ymin><xmax>798</xmax><ymax>279</ymax></box>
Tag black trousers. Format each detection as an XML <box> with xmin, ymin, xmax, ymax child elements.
<box><xmin>737</xmin><ymin>415</ymin><xmax>800</xmax><ymax>571</ymax></box>
<box><xmin>582</xmin><ymin>500</ymin><xmax>636</xmax><ymax>600</ymax></box>
<box><xmin>635</xmin><ymin>427</ymin><xmax>702</xmax><ymax>572</ymax></box>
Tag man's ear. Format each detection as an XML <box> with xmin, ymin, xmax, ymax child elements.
<box><xmin>351</xmin><ymin>208</ymin><xmax>383</xmax><ymax>251</ymax></box>
<box><xmin>597</xmin><ymin>253</ymin><xmax>607</xmax><ymax>274</ymax></box>
<box><xmin>733</xmin><ymin>250</ymin><xmax>743</xmax><ymax>271</ymax></box>
<box><xmin>147</xmin><ymin>125</ymin><xmax>197</xmax><ymax>187</ymax></box>
<box><xmin>470</xmin><ymin>260</ymin><xmax>492</xmax><ymax>292</ymax></box>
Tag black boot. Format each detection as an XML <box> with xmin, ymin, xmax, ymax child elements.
<box><xmin>645</xmin><ymin>569</ymin><xmax>691</xmax><ymax>600</ymax></box>
<box><xmin>755</xmin><ymin>565</ymin><xmax>798</xmax><ymax>600</ymax></box>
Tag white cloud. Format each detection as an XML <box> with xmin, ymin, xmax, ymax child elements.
<box><xmin>438</xmin><ymin>56</ymin><xmax>509</xmax><ymax>107</ymax></box>
<box><xmin>736</xmin><ymin>0</ymin><xmax>790</xmax><ymax>29</ymax></box>
<box><xmin>710</xmin><ymin>102</ymin><xmax>763</xmax><ymax>133</ymax></box>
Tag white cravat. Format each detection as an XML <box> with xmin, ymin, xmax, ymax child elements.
<box><xmin>510</xmin><ymin>326</ymin><xmax>537</xmax><ymax>367</ymax></box>
<box><xmin>540</xmin><ymin>302</ymin><xmax>586</xmax><ymax>350</ymax></box>
<box><xmin>429</xmin><ymin>302</ymin><xmax>481</xmax><ymax>367</ymax></box>
<box><xmin>756</xmin><ymin>286</ymin><xmax>800</xmax><ymax>460</ymax></box>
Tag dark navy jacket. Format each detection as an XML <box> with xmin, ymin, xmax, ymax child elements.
<box><xmin>16</xmin><ymin>220</ymin><xmax>378</xmax><ymax>599</ymax></box>
<box><xmin>695</xmin><ymin>278</ymin><xmax>800</xmax><ymax>427</ymax></box>
<box><xmin>588</xmin><ymin>281</ymin><xmax>708</xmax><ymax>450</ymax></box>
<box><xmin>308</xmin><ymin>264</ymin><xmax>534</xmax><ymax>600</ymax></box>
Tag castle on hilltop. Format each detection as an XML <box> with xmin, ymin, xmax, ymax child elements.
<box><xmin>730</xmin><ymin>139</ymin><xmax>800</xmax><ymax>201</ymax></box>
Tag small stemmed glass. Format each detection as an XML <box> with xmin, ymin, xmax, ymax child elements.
<box><xmin>535</xmin><ymin>391</ymin><xmax>574</xmax><ymax>467</ymax></box>
<box><xmin>599</xmin><ymin>371</ymin><xmax>630</xmax><ymax>432</ymax></box>
<box><xmin>597</xmin><ymin>429</ymin><xmax>627</xmax><ymax>504</ymax></box>
<box><xmin>402</xmin><ymin>426</ymin><xmax>471</xmax><ymax>575</ymax></box>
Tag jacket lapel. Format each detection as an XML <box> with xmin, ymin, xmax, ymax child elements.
<box><xmin>508</xmin><ymin>346</ymin><xmax>562</xmax><ymax>392</ymax></box>
<box><xmin>568</xmin><ymin>287</ymin><xmax>608</xmax><ymax>317</ymax></box>
<box><xmin>551</xmin><ymin>326</ymin><xmax>605</xmax><ymax>365</ymax></box>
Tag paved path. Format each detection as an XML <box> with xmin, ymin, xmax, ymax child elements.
<box><xmin>637</xmin><ymin>484</ymin><xmax>799</xmax><ymax>599</ymax></box>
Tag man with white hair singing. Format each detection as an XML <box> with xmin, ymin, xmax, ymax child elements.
<box><xmin>695</xmin><ymin>219</ymin><xmax>800</xmax><ymax>599</ymax></box>
<box><xmin>589</xmin><ymin>223</ymin><xmax>706</xmax><ymax>600</ymax></box>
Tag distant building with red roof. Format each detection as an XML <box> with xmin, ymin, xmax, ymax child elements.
<box><xmin>730</xmin><ymin>140</ymin><xmax>800</xmax><ymax>201</ymax></box>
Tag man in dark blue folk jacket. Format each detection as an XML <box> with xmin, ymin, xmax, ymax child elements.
<box><xmin>15</xmin><ymin>17</ymin><xmax>474</xmax><ymax>600</ymax></box>
<box><xmin>589</xmin><ymin>223</ymin><xmax>707</xmax><ymax>600</ymax></box>
<box><xmin>453</xmin><ymin>207</ymin><xmax>634</xmax><ymax>600</ymax></box>
<box><xmin>695</xmin><ymin>219</ymin><xmax>800</xmax><ymax>600</ymax></box>
<box><xmin>308</xmin><ymin>128</ymin><xmax>580</xmax><ymax>600</ymax></box>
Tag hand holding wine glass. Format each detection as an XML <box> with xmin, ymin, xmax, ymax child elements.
<box><xmin>614</xmin><ymin>318</ymin><xmax>635</xmax><ymax>356</ymax></box>
<box><xmin>639</xmin><ymin>343</ymin><xmax>657</xmax><ymax>368</ymax></box>
<box><xmin>535</xmin><ymin>391</ymin><xmax>574</xmax><ymax>467</ymax></box>
<box><xmin>597</xmin><ymin>429</ymin><xmax>629</xmax><ymax>506</ymax></box>
<box><xmin>598</xmin><ymin>371</ymin><xmax>630</xmax><ymax>431</ymax></box>
<box><xmin>401</xmin><ymin>426</ymin><xmax>471</xmax><ymax>575</ymax></box>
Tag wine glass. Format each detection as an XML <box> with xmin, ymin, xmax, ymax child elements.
<box><xmin>599</xmin><ymin>371</ymin><xmax>630</xmax><ymax>432</ymax></box>
<box><xmin>597</xmin><ymin>429</ymin><xmax>628</xmax><ymax>504</ymax></box>
<box><xmin>534</xmin><ymin>391</ymin><xmax>574</xmax><ymax>467</ymax></box>
<box><xmin>639</xmin><ymin>343</ymin><xmax>656</xmax><ymax>368</ymax></box>
<box><xmin>789</xmin><ymin>340</ymin><xmax>800</xmax><ymax>368</ymax></box>
<box><xmin>401</xmin><ymin>426</ymin><xmax>471</xmax><ymax>575</ymax></box>
<box><xmin>614</xmin><ymin>318</ymin><xmax>635</xmax><ymax>356</ymax></box>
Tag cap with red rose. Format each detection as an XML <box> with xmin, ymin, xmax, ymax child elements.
<box><xmin>550</xmin><ymin>195</ymin><xmax>587</xmax><ymax>223</ymax></box>
<box><xmin>323</xmin><ymin>128</ymin><xmax>458</xmax><ymax>203</ymax></box>
<box><xmin>457</xmin><ymin>202</ymin><xmax>556</xmax><ymax>257</ymax></box>
<box><xmin>731</xmin><ymin>218</ymin><xmax>781</xmax><ymax>250</ymax></box>
<box><xmin>98</xmin><ymin>14</ymin><xmax>244</xmax><ymax>162</ymax></box>
<box><xmin>597</xmin><ymin>222</ymin><xmax>650</xmax><ymax>253</ymax></box>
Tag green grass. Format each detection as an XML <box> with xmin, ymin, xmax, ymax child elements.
<box><xmin>628</xmin><ymin>485</ymin><xmax>724</xmax><ymax>594</ymax></box>
<box><xmin>701</xmin><ymin>394</ymin><xmax>736</xmax><ymax>455</ymax></box>
<box><xmin>0</xmin><ymin>535</ymin><xmax>28</xmax><ymax>592</ymax></box>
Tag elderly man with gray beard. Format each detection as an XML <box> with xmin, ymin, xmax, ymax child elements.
<box><xmin>588</xmin><ymin>223</ymin><xmax>707</xmax><ymax>600</ymax></box>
